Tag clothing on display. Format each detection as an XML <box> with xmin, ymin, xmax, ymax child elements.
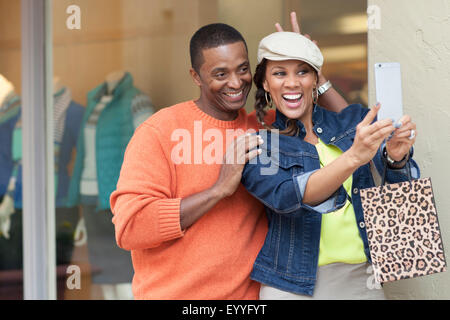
<box><xmin>67</xmin><ymin>71</ymin><xmax>155</xmax><ymax>210</ymax></box>
<box><xmin>0</xmin><ymin>75</ymin><xmax>84</xmax><ymax>269</ymax></box>
<box><xmin>81</xmin><ymin>204</ymin><xmax>134</xmax><ymax>284</ymax></box>
<box><xmin>67</xmin><ymin>71</ymin><xmax>154</xmax><ymax>286</ymax></box>
<box><xmin>1</xmin><ymin>86</ymin><xmax>84</xmax><ymax>209</ymax></box>
<box><xmin>0</xmin><ymin>75</ymin><xmax>21</xmax><ymax>242</ymax></box>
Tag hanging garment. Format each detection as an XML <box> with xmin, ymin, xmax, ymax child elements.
<box><xmin>0</xmin><ymin>95</ymin><xmax>20</xmax><ymax>198</ymax></box>
<box><xmin>67</xmin><ymin>72</ymin><xmax>154</xmax><ymax>210</ymax></box>
<box><xmin>0</xmin><ymin>89</ymin><xmax>84</xmax><ymax>269</ymax></box>
<box><xmin>0</xmin><ymin>95</ymin><xmax>20</xmax><ymax>240</ymax></box>
<box><xmin>66</xmin><ymin>72</ymin><xmax>154</xmax><ymax>283</ymax></box>
<box><xmin>7</xmin><ymin>87</ymin><xmax>85</xmax><ymax>209</ymax></box>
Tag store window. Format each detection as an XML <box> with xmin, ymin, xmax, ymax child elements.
<box><xmin>51</xmin><ymin>0</ymin><xmax>217</xmax><ymax>300</ymax></box>
<box><xmin>52</xmin><ymin>0</ymin><xmax>367</xmax><ymax>300</ymax></box>
<box><xmin>0</xmin><ymin>0</ymin><xmax>24</xmax><ymax>300</ymax></box>
<box><xmin>1</xmin><ymin>0</ymin><xmax>368</xmax><ymax>300</ymax></box>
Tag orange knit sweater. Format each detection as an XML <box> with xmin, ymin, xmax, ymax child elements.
<box><xmin>110</xmin><ymin>100</ymin><xmax>274</xmax><ymax>299</ymax></box>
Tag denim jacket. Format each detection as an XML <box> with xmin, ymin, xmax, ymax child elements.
<box><xmin>241</xmin><ymin>104</ymin><xmax>420</xmax><ymax>296</ymax></box>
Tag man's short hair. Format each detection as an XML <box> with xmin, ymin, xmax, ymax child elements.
<box><xmin>189</xmin><ymin>23</ymin><xmax>248</xmax><ymax>73</ymax></box>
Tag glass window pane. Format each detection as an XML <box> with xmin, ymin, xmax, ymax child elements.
<box><xmin>52</xmin><ymin>0</ymin><xmax>218</xmax><ymax>300</ymax></box>
<box><xmin>50</xmin><ymin>0</ymin><xmax>368</xmax><ymax>300</ymax></box>
<box><xmin>0</xmin><ymin>0</ymin><xmax>23</xmax><ymax>300</ymax></box>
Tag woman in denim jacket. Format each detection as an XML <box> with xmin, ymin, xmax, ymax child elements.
<box><xmin>241</xmin><ymin>31</ymin><xmax>419</xmax><ymax>299</ymax></box>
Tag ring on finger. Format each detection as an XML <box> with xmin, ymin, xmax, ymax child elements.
<box><xmin>409</xmin><ymin>129</ymin><xmax>416</xmax><ymax>140</ymax></box>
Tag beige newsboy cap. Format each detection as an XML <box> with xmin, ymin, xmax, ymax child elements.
<box><xmin>257</xmin><ymin>31</ymin><xmax>323</xmax><ymax>72</ymax></box>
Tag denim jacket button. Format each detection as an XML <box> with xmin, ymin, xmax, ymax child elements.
<box><xmin>359</xmin><ymin>221</ymin><xmax>366</xmax><ymax>228</ymax></box>
<box><xmin>317</xmin><ymin>127</ymin><xmax>323</xmax><ymax>134</ymax></box>
<box><xmin>330</xmin><ymin>136</ymin><xmax>336</xmax><ymax>142</ymax></box>
<box><xmin>353</xmin><ymin>187</ymin><xmax>359</xmax><ymax>194</ymax></box>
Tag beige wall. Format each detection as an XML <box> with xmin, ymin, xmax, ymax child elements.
<box><xmin>52</xmin><ymin>0</ymin><xmax>218</xmax><ymax>109</ymax></box>
<box><xmin>368</xmin><ymin>0</ymin><xmax>450</xmax><ymax>299</ymax></box>
<box><xmin>218</xmin><ymin>0</ymin><xmax>284</xmax><ymax>112</ymax></box>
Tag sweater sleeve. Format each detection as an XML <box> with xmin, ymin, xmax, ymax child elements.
<box><xmin>110</xmin><ymin>122</ymin><xmax>184</xmax><ymax>250</ymax></box>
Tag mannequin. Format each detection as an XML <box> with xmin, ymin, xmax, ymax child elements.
<box><xmin>51</xmin><ymin>76</ymin><xmax>85</xmax><ymax>267</ymax></box>
<box><xmin>105</xmin><ymin>70</ymin><xmax>126</xmax><ymax>95</ymax></box>
<box><xmin>103</xmin><ymin>70</ymin><xmax>133</xmax><ymax>300</ymax></box>
<box><xmin>0</xmin><ymin>74</ymin><xmax>22</xmax><ymax>271</ymax></box>
<box><xmin>0</xmin><ymin>174</ymin><xmax>15</xmax><ymax>239</ymax></box>
<box><xmin>1</xmin><ymin>75</ymin><xmax>84</xmax><ymax>274</ymax></box>
<box><xmin>68</xmin><ymin>70</ymin><xmax>154</xmax><ymax>299</ymax></box>
<box><xmin>0</xmin><ymin>74</ymin><xmax>18</xmax><ymax>240</ymax></box>
<box><xmin>79</xmin><ymin>70</ymin><xmax>138</xmax><ymax>300</ymax></box>
<box><xmin>53</xmin><ymin>76</ymin><xmax>64</xmax><ymax>95</ymax></box>
<box><xmin>0</xmin><ymin>74</ymin><xmax>15</xmax><ymax>107</ymax></box>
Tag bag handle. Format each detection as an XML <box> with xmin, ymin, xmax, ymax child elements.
<box><xmin>380</xmin><ymin>155</ymin><xmax>412</xmax><ymax>187</ymax></box>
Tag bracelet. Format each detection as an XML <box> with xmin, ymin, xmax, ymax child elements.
<box><xmin>317</xmin><ymin>80</ymin><xmax>332</xmax><ymax>96</ymax></box>
<box><xmin>383</xmin><ymin>147</ymin><xmax>408</xmax><ymax>168</ymax></box>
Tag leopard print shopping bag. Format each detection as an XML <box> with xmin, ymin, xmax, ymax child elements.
<box><xmin>360</xmin><ymin>174</ymin><xmax>446</xmax><ymax>283</ymax></box>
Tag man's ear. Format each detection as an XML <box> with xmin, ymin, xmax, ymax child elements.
<box><xmin>190</xmin><ymin>68</ymin><xmax>202</xmax><ymax>87</ymax></box>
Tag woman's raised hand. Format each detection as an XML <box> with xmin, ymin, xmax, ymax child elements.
<box><xmin>348</xmin><ymin>104</ymin><xmax>395</xmax><ymax>167</ymax></box>
<box><xmin>385</xmin><ymin>115</ymin><xmax>417</xmax><ymax>161</ymax></box>
<box><xmin>275</xmin><ymin>12</ymin><xmax>326</xmax><ymax>84</ymax></box>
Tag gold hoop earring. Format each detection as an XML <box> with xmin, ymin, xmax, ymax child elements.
<box><xmin>312</xmin><ymin>88</ymin><xmax>319</xmax><ymax>104</ymax></box>
<box><xmin>265</xmin><ymin>91</ymin><xmax>273</xmax><ymax>108</ymax></box>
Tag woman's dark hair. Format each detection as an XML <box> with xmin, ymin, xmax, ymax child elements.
<box><xmin>254</xmin><ymin>59</ymin><xmax>270</xmax><ymax>127</ymax></box>
<box><xmin>254</xmin><ymin>58</ymin><xmax>318</xmax><ymax>136</ymax></box>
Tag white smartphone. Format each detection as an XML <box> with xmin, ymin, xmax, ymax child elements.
<box><xmin>374</xmin><ymin>62</ymin><xmax>403</xmax><ymax>123</ymax></box>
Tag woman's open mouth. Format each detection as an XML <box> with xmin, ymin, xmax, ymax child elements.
<box><xmin>282</xmin><ymin>93</ymin><xmax>303</xmax><ymax>108</ymax></box>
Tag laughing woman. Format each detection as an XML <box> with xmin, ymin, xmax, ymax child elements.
<box><xmin>241</xmin><ymin>32</ymin><xmax>420</xmax><ymax>300</ymax></box>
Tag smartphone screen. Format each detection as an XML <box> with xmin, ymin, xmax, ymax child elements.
<box><xmin>374</xmin><ymin>62</ymin><xmax>403</xmax><ymax>123</ymax></box>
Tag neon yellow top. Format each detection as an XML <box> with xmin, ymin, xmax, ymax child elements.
<box><xmin>315</xmin><ymin>138</ymin><xmax>367</xmax><ymax>266</ymax></box>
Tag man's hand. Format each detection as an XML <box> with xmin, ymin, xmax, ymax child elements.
<box><xmin>212</xmin><ymin>134</ymin><xmax>263</xmax><ymax>198</ymax></box>
<box><xmin>180</xmin><ymin>134</ymin><xmax>263</xmax><ymax>230</ymax></box>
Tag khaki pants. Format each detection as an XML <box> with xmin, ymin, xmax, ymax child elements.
<box><xmin>259</xmin><ymin>262</ymin><xmax>386</xmax><ymax>300</ymax></box>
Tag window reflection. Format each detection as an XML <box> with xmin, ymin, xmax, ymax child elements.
<box><xmin>54</xmin><ymin>0</ymin><xmax>367</xmax><ymax>300</ymax></box>
<box><xmin>0</xmin><ymin>0</ymin><xmax>23</xmax><ymax>299</ymax></box>
<box><xmin>1</xmin><ymin>0</ymin><xmax>368</xmax><ymax>300</ymax></box>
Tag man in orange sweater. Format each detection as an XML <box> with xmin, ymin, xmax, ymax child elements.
<box><xmin>110</xmin><ymin>23</ymin><xmax>267</xmax><ymax>300</ymax></box>
<box><xmin>110</xmin><ymin>15</ymin><xmax>347</xmax><ymax>300</ymax></box>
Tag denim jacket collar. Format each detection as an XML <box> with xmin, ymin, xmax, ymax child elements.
<box><xmin>272</xmin><ymin>104</ymin><xmax>324</xmax><ymax>139</ymax></box>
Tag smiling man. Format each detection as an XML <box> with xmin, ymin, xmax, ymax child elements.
<box><xmin>110</xmin><ymin>23</ymin><xmax>268</xmax><ymax>300</ymax></box>
<box><xmin>110</xmin><ymin>19</ymin><xmax>347</xmax><ymax>300</ymax></box>
<box><xmin>189</xmin><ymin>29</ymin><xmax>252</xmax><ymax>121</ymax></box>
